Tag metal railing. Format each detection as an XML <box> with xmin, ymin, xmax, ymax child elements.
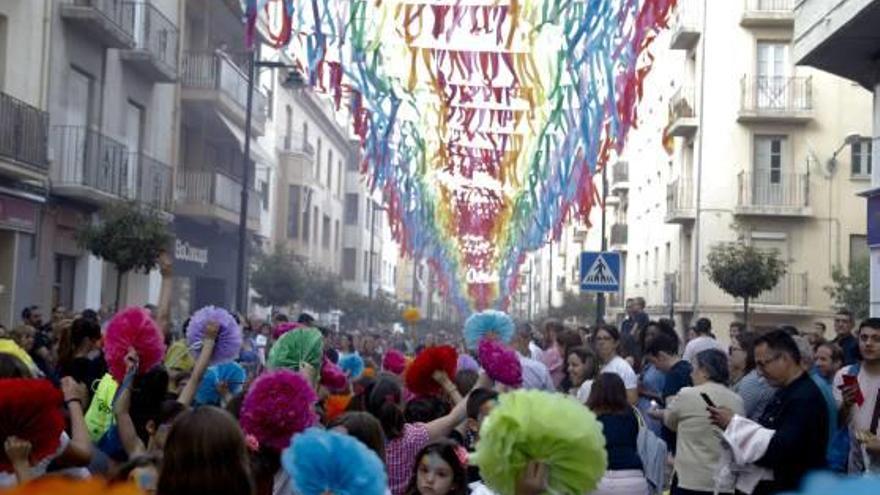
<box><xmin>610</xmin><ymin>224</ymin><xmax>628</xmax><ymax>246</ymax></box>
<box><xmin>126</xmin><ymin>1</ymin><xmax>178</xmax><ymax>76</ymax></box>
<box><xmin>176</xmin><ymin>169</ymin><xmax>259</xmax><ymax>220</ymax></box>
<box><xmin>65</xmin><ymin>0</ymin><xmax>135</xmax><ymax>37</ymax></box>
<box><xmin>754</xmin><ymin>272</ymin><xmax>807</xmax><ymax>306</ymax></box>
<box><xmin>665</xmin><ymin>271</ymin><xmax>693</xmax><ymax>305</ymax></box>
<box><xmin>278</xmin><ymin>132</ymin><xmax>315</xmax><ymax>156</ymax></box>
<box><xmin>741</xmin><ymin>76</ymin><xmax>812</xmax><ymax>113</ymax></box>
<box><xmin>0</xmin><ymin>92</ymin><xmax>49</xmax><ymax>170</ymax></box>
<box><xmin>181</xmin><ymin>52</ymin><xmax>267</xmax><ymax>120</ymax></box>
<box><xmin>669</xmin><ymin>86</ymin><xmax>696</xmax><ymax>121</ymax></box>
<box><xmin>737</xmin><ymin>172</ymin><xmax>809</xmax><ymax>209</ymax></box>
<box><xmin>51</xmin><ymin>126</ymin><xmax>130</xmax><ymax>197</ymax></box>
<box><xmin>667</xmin><ymin>178</ymin><xmax>694</xmax><ymax>212</ymax></box>
<box><xmin>745</xmin><ymin>0</ymin><xmax>794</xmax><ymax>13</ymax></box>
<box><xmin>612</xmin><ymin>161</ymin><xmax>628</xmax><ymax>183</ymax></box>
<box><xmin>131</xmin><ymin>152</ymin><xmax>172</xmax><ymax>210</ymax></box>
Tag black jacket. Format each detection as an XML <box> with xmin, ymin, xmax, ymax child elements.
<box><xmin>754</xmin><ymin>372</ymin><xmax>829</xmax><ymax>494</ymax></box>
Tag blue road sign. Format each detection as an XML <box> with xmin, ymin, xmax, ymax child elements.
<box><xmin>580</xmin><ymin>251</ymin><xmax>621</xmax><ymax>293</ymax></box>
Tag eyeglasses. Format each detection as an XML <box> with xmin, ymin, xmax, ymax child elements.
<box><xmin>755</xmin><ymin>353</ymin><xmax>782</xmax><ymax>369</ymax></box>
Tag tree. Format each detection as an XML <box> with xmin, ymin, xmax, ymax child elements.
<box><xmin>826</xmin><ymin>257</ymin><xmax>869</xmax><ymax>319</ymax></box>
<box><xmin>337</xmin><ymin>290</ymin><xmax>400</xmax><ymax>328</ymax></box>
<box><xmin>299</xmin><ymin>265</ymin><xmax>343</xmax><ymax>313</ymax></box>
<box><xmin>547</xmin><ymin>292</ymin><xmax>597</xmax><ymax>324</ymax></box>
<box><xmin>77</xmin><ymin>201</ymin><xmax>171</xmax><ymax>311</ymax></box>
<box><xmin>703</xmin><ymin>242</ymin><xmax>787</xmax><ymax>330</ymax></box>
<box><xmin>251</xmin><ymin>245</ymin><xmax>305</xmax><ymax>312</ymax></box>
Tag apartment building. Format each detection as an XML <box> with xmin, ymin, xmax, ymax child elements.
<box><xmin>0</xmin><ymin>0</ymin><xmax>180</xmax><ymax>326</ymax></box>
<box><xmin>612</xmin><ymin>0</ymin><xmax>872</xmax><ymax>336</ymax></box>
<box><xmin>793</xmin><ymin>0</ymin><xmax>880</xmax><ymax>316</ymax></box>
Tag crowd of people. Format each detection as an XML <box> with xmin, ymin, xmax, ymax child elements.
<box><xmin>1</xmin><ymin>281</ymin><xmax>879</xmax><ymax>495</ymax></box>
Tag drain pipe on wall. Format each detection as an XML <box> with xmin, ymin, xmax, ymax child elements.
<box><xmin>691</xmin><ymin>0</ymin><xmax>709</xmax><ymax>320</ymax></box>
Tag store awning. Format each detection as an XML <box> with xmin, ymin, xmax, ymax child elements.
<box><xmin>216</xmin><ymin>112</ymin><xmax>274</xmax><ymax>166</ymax></box>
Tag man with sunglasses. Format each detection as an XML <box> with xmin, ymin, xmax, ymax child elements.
<box><xmin>709</xmin><ymin>330</ymin><xmax>829</xmax><ymax>494</ymax></box>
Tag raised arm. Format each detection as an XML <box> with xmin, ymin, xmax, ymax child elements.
<box><xmin>156</xmin><ymin>250</ymin><xmax>174</xmax><ymax>337</ymax></box>
<box><xmin>176</xmin><ymin>322</ymin><xmax>218</xmax><ymax>406</ymax></box>
<box><xmin>56</xmin><ymin>377</ymin><xmax>92</xmax><ymax>467</ymax></box>
<box><xmin>114</xmin><ymin>349</ymin><xmax>146</xmax><ymax>457</ymax></box>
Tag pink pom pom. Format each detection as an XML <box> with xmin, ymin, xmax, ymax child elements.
<box><xmin>273</xmin><ymin>322</ymin><xmax>305</xmax><ymax>339</ymax></box>
<box><xmin>478</xmin><ymin>339</ymin><xmax>523</xmax><ymax>387</ymax></box>
<box><xmin>104</xmin><ymin>307</ymin><xmax>166</xmax><ymax>382</ymax></box>
<box><xmin>382</xmin><ymin>349</ymin><xmax>406</xmax><ymax>375</ymax></box>
<box><xmin>320</xmin><ymin>358</ymin><xmax>348</xmax><ymax>393</ymax></box>
<box><xmin>241</xmin><ymin>369</ymin><xmax>318</xmax><ymax>452</ymax></box>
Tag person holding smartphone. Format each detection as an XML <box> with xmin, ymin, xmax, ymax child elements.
<box><xmin>664</xmin><ymin>349</ymin><xmax>744</xmax><ymax>495</ymax></box>
<box><xmin>832</xmin><ymin>318</ymin><xmax>880</xmax><ymax>473</ymax></box>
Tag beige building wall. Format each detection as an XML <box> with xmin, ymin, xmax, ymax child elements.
<box><xmin>616</xmin><ymin>0</ymin><xmax>871</xmax><ymax>340</ymax></box>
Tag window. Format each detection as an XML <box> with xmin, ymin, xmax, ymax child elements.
<box><xmin>303</xmin><ymin>122</ymin><xmax>309</xmax><ymax>144</ymax></box>
<box><xmin>302</xmin><ymin>203</ymin><xmax>310</xmax><ymax>242</ymax></box>
<box><xmin>755</xmin><ymin>135</ymin><xmax>785</xmax><ymax>184</ymax></box>
<box><xmin>850</xmin><ymin>234</ymin><xmax>868</xmax><ymax>264</ymax></box>
<box><xmin>327</xmin><ymin>149</ymin><xmax>333</xmax><ymax>187</ymax></box>
<box><xmin>653</xmin><ymin>247</ymin><xmax>659</xmax><ymax>283</ymax></box>
<box><xmin>345</xmin><ymin>193</ymin><xmax>359</xmax><ymax>225</ymax></box>
<box><xmin>316</xmin><ymin>138</ymin><xmax>322</xmax><ymax>178</ymax></box>
<box><xmin>284</xmin><ymin>105</ymin><xmax>293</xmax><ymax>149</ymax></box>
<box><xmin>337</xmin><ymin>160</ymin><xmax>343</xmax><ymax>196</ymax></box>
<box><xmin>852</xmin><ymin>139</ymin><xmax>873</xmax><ymax>177</ymax></box>
<box><xmin>313</xmin><ymin>206</ymin><xmax>319</xmax><ymax>242</ymax></box>
<box><xmin>334</xmin><ymin>220</ymin><xmax>340</xmax><ymax>250</ymax></box>
<box><xmin>756</xmin><ymin>42</ymin><xmax>788</xmax><ymax>109</ymax></box>
<box><xmin>322</xmin><ymin>215</ymin><xmax>331</xmax><ymax>248</ymax></box>
<box><xmin>53</xmin><ymin>255</ymin><xmax>76</xmax><ymax>309</ymax></box>
<box><xmin>363</xmin><ymin>250</ymin><xmax>369</xmax><ymax>281</ymax></box>
<box><xmin>288</xmin><ymin>185</ymin><xmax>301</xmax><ymax>239</ymax></box>
<box><xmin>260</xmin><ymin>179</ymin><xmax>269</xmax><ymax>209</ymax></box>
<box><xmin>347</xmin><ymin>154</ymin><xmax>358</xmax><ymax>171</ymax></box>
<box><xmin>342</xmin><ymin>248</ymin><xmax>357</xmax><ymax>280</ymax></box>
<box><xmin>266</xmin><ymin>87</ymin><xmax>274</xmax><ymax>120</ymax></box>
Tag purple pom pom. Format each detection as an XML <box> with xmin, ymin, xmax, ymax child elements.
<box><xmin>383</xmin><ymin>350</ymin><xmax>407</xmax><ymax>375</ymax></box>
<box><xmin>104</xmin><ymin>307</ymin><xmax>166</xmax><ymax>382</ymax></box>
<box><xmin>241</xmin><ymin>369</ymin><xmax>319</xmax><ymax>452</ymax></box>
<box><xmin>320</xmin><ymin>358</ymin><xmax>348</xmax><ymax>392</ymax></box>
<box><xmin>187</xmin><ymin>306</ymin><xmax>243</xmax><ymax>364</ymax></box>
<box><xmin>478</xmin><ymin>339</ymin><xmax>522</xmax><ymax>387</ymax></box>
<box><xmin>457</xmin><ymin>354</ymin><xmax>480</xmax><ymax>373</ymax></box>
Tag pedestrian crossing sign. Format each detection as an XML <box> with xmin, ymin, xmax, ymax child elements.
<box><xmin>580</xmin><ymin>251</ymin><xmax>621</xmax><ymax>293</ymax></box>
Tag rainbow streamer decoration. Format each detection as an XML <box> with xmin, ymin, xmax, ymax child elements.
<box><xmin>246</xmin><ymin>0</ymin><xmax>677</xmax><ymax>314</ymax></box>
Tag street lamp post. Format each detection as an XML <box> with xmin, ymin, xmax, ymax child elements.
<box><xmin>596</xmin><ymin>162</ymin><xmax>608</xmax><ymax>324</ymax></box>
<box><xmin>236</xmin><ymin>52</ymin><xmax>303</xmax><ymax>314</ymax></box>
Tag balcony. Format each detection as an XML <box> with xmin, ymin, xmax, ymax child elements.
<box><xmin>741</xmin><ymin>0</ymin><xmax>794</xmax><ymax>28</ymax></box>
<box><xmin>753</xmin><ymin>272</ymin><xmax>808</xmax><ymax>307</ymax></box>
<box><xmin>668</xmin><ymin>87</ymin><xmax>698</xmax><ymax>139</ymax></box>
<box><xmin>735</xmin><ymin>171</ymin><xmax>811</xmax><ymax>217</ymax></box>
<box><xmin>181</xmin><ymin>52</ymin><xmax>267</xmax><ymax>136</ymax></box>
<box><xmin>610</xmin><ymin>161</ymin><xmax>629</xmax><ymax>194</ymax></box>
<box><xmin>60</xmin><ymin>0</ymin><xmax>135</xmax><ymax>49</ymax></box>
<box><xmin>669</xmin><ymin>0</ymin><xmax>701</xmax><ymax>51</ymax></box>
<box><xmin>131</xmin><ymin>153</ymin><xmax>173</xmax><ymax>211</ymax></box>
<box><xmin>278</xmin><ymin>132</ymin><xmax>315</xmax><ymax>157</ymax></box>
<box><xmin>175</xmin><ymin>169</ymin><xmax>260</xmax><ymax>230</ymax></box>
<box><xmin>119</xmin><ymin>2</ymin><xmax>179</xmax><ymax>82</ymax></box>
<box><xmin>665</xmin><ymin>178</ymin><xmax>695</xmax><ymax>224</ymax></box>
<box><xmin>0</xmin><ymin>92</ymin><xmax>49</xmax><ymax>178</ymax></box>
<box><xmin>738</xmin><ymin>76</ymin><xmax>813</xmax><ymax>124</ymax></box>
<box><xmin>664</xmin><ymin>271</ymin><xmax>693</xmax><ymax>306</ymax></box>
<box><xmin>51</xmin><ymin>126</ymin><xmax>131</xmax><ymax>204</ymax></box>
<box><xmin>609</xmin><ymin>224</ymin><xmax>628</xmax><ymax>251</ymax></box>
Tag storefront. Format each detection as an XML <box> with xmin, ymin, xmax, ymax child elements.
<box><xmin>171</xmin><ymin>217</ymin><xmax>239</xmax><ymax>325</ymax></box>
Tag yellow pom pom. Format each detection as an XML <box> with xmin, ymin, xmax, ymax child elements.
<box><xmin>402</xmin><ymin>306</ymin><xmax>421</xmax><ymax>324</ymax></box>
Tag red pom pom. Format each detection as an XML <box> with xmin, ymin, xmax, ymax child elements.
<box><xmin>0</xmin><ymin>379</ymin><xmax>64</xmax><ymax>472</ymax></box>
<box><xmin>405</xmin><ymin>345</ymin><xmax>458</xmax><ymax>396</ymax></box>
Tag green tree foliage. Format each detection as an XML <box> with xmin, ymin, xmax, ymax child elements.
<box><xmin>704</xmin><ymin>242</ymin><xmax>787</xmax><ymax>330</ymax></box>
<box><xmin>337</xmin><ymin>290</ymin><xmax>400</xmax><ymax>328</ymax></box>
<box><xmin>77</xmin><ymin>201</ymin><xmax>171</xmax><ymax>309</ymax></box>
<box><xmin>299</xmin><ymin>265</ymin><xmax>344</xmax><ymax>313</ymax></box>
<box><xmin>826</xmin><ymin>257</ymin><xmax>869</xmax><ymax>319</ymax></box>
<box><xmin>251</xmin><ymin>245</ymin><xmax>305</xmax><ymax>309</ymax></box>
<box><xmin>547</xmin><ymin>292</ymin><xmax>597</xmax><ymax>323</ymax></box>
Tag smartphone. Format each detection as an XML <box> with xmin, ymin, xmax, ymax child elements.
<box><xmin>700</xmin><ymin>392</ymin><xmax>716</xmax><ymax>408</ymax></box>
<box><xmin>842</xmin><ymin>374</ymin><xmax>865</xmax><ymax>406</ymax></box>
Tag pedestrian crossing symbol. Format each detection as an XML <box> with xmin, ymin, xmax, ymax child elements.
<box><xmin>580</xmin><ymin>251</ymin><xmax>621</xmax><ymax>293</ymax></box>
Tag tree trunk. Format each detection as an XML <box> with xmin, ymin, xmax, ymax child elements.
<box><xmin>115</xmin><ymin>269</ymin><xmax>125</xmax><ymax>313</ymax></box>
<box><xmin>743</xmin><ymin>296</ymin><xmax>750</xmax><ymax>332</ymax></box>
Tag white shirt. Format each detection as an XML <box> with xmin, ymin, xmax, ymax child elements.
<box><xmin>832</xmin><ymin>365</ymin><xmax>880</xmax><ymax>435</ymax></box>
<box><xmin>574</xmin><ymin>379</ymin><xmax>594</xmax><ymax>404</ymax></box>
<box><xmin>682</xmin><ymin>335</ymin><xmax>725</xmax><ymax>364</ymax></box>
<box><xmin>528</xmin><ymin>341</ymin><xmax>544</xmax><ymax>362</ymax></box>
<box><xmin>518</xmin><ymin>355</ymin><xmax>556</xmax><ymax>391</ymax></box>
<box><xmin>601</xmin><ymin>356</ymin><xmax>638</xmax><ymax>389</ymax></box>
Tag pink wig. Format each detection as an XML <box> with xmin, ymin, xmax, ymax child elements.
<box><xmin>273</xmin><ymin>322</ymin><xmax>304</xmax><ymax>339</ymax></box>
<box><xmin>104</xmin><ymin>307</ymin><xmax>166</xmax><ymax>382</ymax></box>
<box><xmin>240</xmin><ymin>369</ymin><xmax>319</xmax><ymax>452</ymax></box>
<box><xmin>320</xmin><ymin>358</ymin><xmax>348</xmax><ymax>393</ymax></box>
<box><xmin>382</xmin><ymin>349</ymin><xmax>407</xmax><ymax>375</ymax></box>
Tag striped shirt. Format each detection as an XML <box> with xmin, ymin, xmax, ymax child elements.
<box><xmin>386</xmin><ymin>423</ymin><xmax>430</xmax><ymax>495</ymax></box>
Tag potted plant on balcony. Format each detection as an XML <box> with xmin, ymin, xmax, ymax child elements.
<box><xmin>77</xmin><ymin>201</ymin><xmax>171</xmax><ymax>312</ymax></box>
<box><xmin>704</xmin><ymin>241</ymin><xmax>787</xmax><ymax>331</ymax></box>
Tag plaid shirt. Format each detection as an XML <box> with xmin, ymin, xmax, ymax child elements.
<box><xmin>386</xmin><ymin>423</ymin><xmax>430</xmax><ymax>495</ymax></box>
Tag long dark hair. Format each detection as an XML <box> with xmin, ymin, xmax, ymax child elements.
<box><xmin>586</xmin><ymin>372</ymin><xmax>629</xmax><ymax>415</ymax></box>
<box><xmin>329</xmin><ymin>412</ymin><xmax>386</xmax><ymax>462</ymax></box>
<box><xmin>366</xmin><ymin>373</ymin><xmax>405</xmax><ymax>440</ymax></box>
<box><xmin>57</xmin><ymin>317</ymin><xmax>100</xmax><ymax>370</ymax></box>
<box><xmin>404</xmin><ymin>440</ymin><xmax>468</xmax><ymax>495</ymax></box>
<box><xmin>157</xmin><ymin>406</ymin><xmax>254</xmax><ymax>495</ymax></box>
<box><xmin>561</xmin><ymin>346</ymin><xmax>599</xmax><ymax>391</ymax></box>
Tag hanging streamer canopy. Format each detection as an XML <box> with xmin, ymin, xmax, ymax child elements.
<box><xmin>245</xmin><ymin>0</ymin><xmax>677</xmax><ymax>313</ymax></box>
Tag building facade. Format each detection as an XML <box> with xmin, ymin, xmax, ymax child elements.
<box><xmin>793</xmin><ymin>0</ymin><xmax>880</xmax><ymax>317</ymax></box>
<box><xmin>611</xmin><ymin>0</ymin><xmax>872</xmax><ymax>337</ymax></box>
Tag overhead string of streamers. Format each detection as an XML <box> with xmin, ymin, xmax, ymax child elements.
<box><xmin>244</xmin><ymin>0</ymin><xmax>677</xmax><ymax>313</ymax></box>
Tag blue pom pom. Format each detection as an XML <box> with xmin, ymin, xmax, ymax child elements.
<box><xmin>464</xmin><ymin>310</ymin><xmax>515</xmax><ymax>349</ymax></box>
<box><xmin>338</xmin><ymin>353</ymin><xmax>365</xmax><ymax>379</ymax></box>
<box><xmin>194</xmin><ymin>361</ymin><xmax>246</xmax><ymax>406</ymax></box>
<box><xmin>282</xmin><ymin>427</ymin><xmax>387</xmax><ymax>495</ymax></box>
<box><xmin>781</xmin><ymin>473</ymin><xmax>880</xmax><ymax>495</ymax></box>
